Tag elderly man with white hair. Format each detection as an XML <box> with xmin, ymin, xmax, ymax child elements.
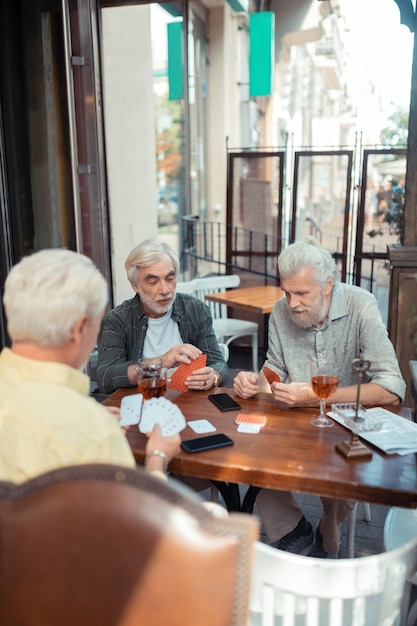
<box><xmin>0</xmin><ymin>248</ymin><xmax>179</xmax><ymax>483</ymax></box>
<box><xmin>234</xmin><ymin>237</ymin><xmax>405</xmax><ymax>559</ymax></box>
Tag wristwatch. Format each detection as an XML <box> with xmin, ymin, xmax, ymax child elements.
<box><xmin>213</xmin><ymin>371</ymin><xmax>220</xmax><ymax>387</ymax></box>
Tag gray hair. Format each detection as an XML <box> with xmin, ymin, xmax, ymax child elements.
<box><xmin>125</xmin><ymin>238</ymin><xmax>180</xmax><ymax>287</ymax></box>
<box><xmin>278</xmin><ymin>237</ymin><xmax>338</xmax><ymax>287</ymax></box>
<box><xmin>3</xmin><ymin>249</ymin><xmax>108</xmax><ymax>347</ymax></box>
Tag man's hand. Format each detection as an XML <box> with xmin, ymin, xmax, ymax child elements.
<box><xmin>184</xmin><ymin>366</ymin><xmax>219</xmax><ymax>391</ymax></box>
<box><xmin>161</xmin><ymin>344</ymin><xmax>203</xmax><ymax>369</ymax></box>
<box><xmin>233</xmin><ymin>371</ymin><xmax>260</xmax><ymax>398</ymax></box>
<box><xmin>270</xmin><ymin>381</ymin><xmax>317</xmax><ymax>407</ymax></box>
<box><xmin>127</xmin><ymin>344</ymin><xmax>203</xmax><ymax>385</ymax></box>
<box><xmin>145</xmin><ymin>424</ymin><xmax>181</xmax><ymax>474</ymax></box>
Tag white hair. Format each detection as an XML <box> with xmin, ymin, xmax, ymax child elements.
<box><xmin>278</xmin><ymin>237</ymin><xmax>338</xmax><ymax>287</ymax></box>
<box><xmin>3</xmin><ymin>249</ymin><xmax>108</xmax><ymax>347</ymax></box>
<box><xmin>125</xmin><ymin>238</ymin><xmax>180</xmax><ymax>287</ymax></box>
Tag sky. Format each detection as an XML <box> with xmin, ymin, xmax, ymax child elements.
<box><xmin>341</xmin><ymin>0</ymin><xmax>414</xmax><ymax>112</ymax></box>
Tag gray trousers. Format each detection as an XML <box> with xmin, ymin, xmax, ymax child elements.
<box><xmin>256</xmin><ymin>488</ymin><xmax>356</xmax><ymax>553</ymax></box>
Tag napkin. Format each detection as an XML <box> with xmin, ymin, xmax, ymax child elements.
<box><xmin>168</xmin><ymin>354</ymin><xmax>207</xmax><ymax>392</ymax></box>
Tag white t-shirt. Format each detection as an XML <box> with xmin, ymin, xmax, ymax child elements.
<box><xmin>143</xmin><ymin>308</ymin><xmax>182</xmax><ymax>377</ymax></box>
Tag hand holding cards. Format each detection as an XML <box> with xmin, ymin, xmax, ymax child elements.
<box><xmin>168</xmin><ymin>354</ymin><xmax>207</xmax><ymax>392</ymax></box>
<box><xmin>119</xmin><ymin>394</ymin><xmax>186</xmax><ymax>436</ymax></box>
<box><xmin>263</xmin><ymin>366</ymin><xmax>281</xmax><ymax>384</ymax></box>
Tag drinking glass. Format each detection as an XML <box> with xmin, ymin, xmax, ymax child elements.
<box><xmin>310</xmin><ymin>360</ymin><xmax>339</xmax><ymax>428</ymax></box>
<box><xmin>137</xmin><ymin>358</ymin><xmax>167</xmax><ymax>400</ymax></box>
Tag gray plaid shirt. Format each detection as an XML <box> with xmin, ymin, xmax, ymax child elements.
<box><xmin>97</xmin><ymin>293</ymin><xmax>228</xmax><ymax>394</ymax></box>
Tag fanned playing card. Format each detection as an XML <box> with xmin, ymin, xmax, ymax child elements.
<box><xmin>119</xmin><ymin>394</ymin><xmax>143</xmax><ymax>426</ymax></box>
<box><xmin>139</xmin><ymin>396</ymin><xmax>186</xmax><ymax>436</ymax></box>
<box><xmin>168</xmin><ymin>354</ymin><xmax>207</xmax><ymax>392</ymax></box>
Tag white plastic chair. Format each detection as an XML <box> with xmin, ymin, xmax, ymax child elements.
<box><xmin>383</xmin><ymin>507</ymin><xmax>417</xmax><ymax>626</ymax></box>
<box><xmin>177</xmin><ymin>282</ymin><xmax>229</xmax><ymax>364</ymax></box>
<box><xmin>248</xmin><ymin>536</ymin><xmax>417</xmax><ymax>626</ymax></box>
<box><xmin>192</xmin><ymin>275</ymin><xmax>259</xmax><ymax>372</ymax></box>
<box><xmin>347</xmin><ymin>501</ymin><xmax>372</xmax><ymax>558</ymax></box>
<box><xmin>218</xmin><ymin>342</ymin><xmax>230</xmax><ymax>362</ymax></box>
<box><xmin>176</xmin><ymin>280</ymin><xmax>195</xmax><ymax>295</ymax></box>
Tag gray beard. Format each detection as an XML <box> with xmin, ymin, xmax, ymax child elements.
<box><xmin>287</xmin><ymin>298</ymin><xmax>329</xmax><ymax>329</ymax></box>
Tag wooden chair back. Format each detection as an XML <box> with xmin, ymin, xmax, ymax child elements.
<box><xmin>0</xmin><ymin>464</ymin><xmax>259</xmax><ymax>626</ymax></box>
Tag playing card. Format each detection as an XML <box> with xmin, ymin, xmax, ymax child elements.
<box><xmin>168</xmin><ymin>354</ymin><xmax>207</xmax><ymax>392</ymax></box>
<box><xmin>237</xmin><ymin>423</ymin><xmax>262</xmax><ymax>434</ymax></box>
<box><xmin>119</xmin><ymin>394</ymin><xmax>143</xmax><ymax>426</ymax></box>
<box><xmin>263</xmin><ymin>366</ymin><xmax>281</xmax><ymax>384</ymax></box>
<box><xmin>235</xmin><ymin>413</ymin><xmax>267</xmax><ymax>426</ymax></box>
<box><xmin>139</xmin><ymin>396</ymin><xmax>186</xmax><ymax>436</ymax></box>
<box><xmin>188</xmin><ymin>419</ymin><xmax>216</xmax><ymax>434</ymax></box>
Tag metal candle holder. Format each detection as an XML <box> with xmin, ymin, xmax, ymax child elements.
<box><xmin>335</xmin><ymin>358</ymin><xmax>373</xmax><ymax>459</ymax></box>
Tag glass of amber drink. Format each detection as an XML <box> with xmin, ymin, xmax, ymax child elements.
<box><xmin>310</xmin><ymin>359</ymin><xmax>338</xmax><ymax>428</ymax></box>
<box><xmin>137</xmin><ymin>358</ymin><xmax>167</xmax><ymax>400</ymax></box>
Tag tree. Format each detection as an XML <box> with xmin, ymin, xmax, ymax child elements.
<box><xmin>380</xmin><ymin>106</ymin><xmax>409</xmax><ymax>146</ymax></box>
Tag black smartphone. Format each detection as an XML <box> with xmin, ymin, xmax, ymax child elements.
<box><xmin>208</xmin><ymin>393</ymin><xmax>241</xmax><ymax>412</ymax></box>
<box><xmin>181</xmin><ymin>433</ymin><xmax>234</xmax><ymax>454</ymax></box>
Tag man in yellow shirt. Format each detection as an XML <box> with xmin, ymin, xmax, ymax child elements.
<box><xmin>0</xmin><ymin>249</ymin><xmax>179</xmax><ymax>483</ymax></box>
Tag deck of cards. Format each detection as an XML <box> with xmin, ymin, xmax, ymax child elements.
<box><xmin>235</xmin><ymin>413</ymin><xmax>267</xmax><ymax>434</ymax></box>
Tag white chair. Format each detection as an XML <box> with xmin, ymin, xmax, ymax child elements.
<box><xmin>383</xmin><ymin>507</ymin><xmax>417</xmax><ymax>626</ymax></box>
<box><xmin>248</xmin><ymin>536</ymin><xmax>417</xmax><ymax>626</ymax></box>
<box><xmin>218</xmin><ymin>342</ymin><xmax>230</xmax><ymax>362</ymax></box>
<box><xmin>176</xmin><ymin>280</ymin><xmax>195</xmax><ymax>295</ymax></box>
<box><xmin>177</xmin><ymin>282</ymin><xmax>229</xmax><ymax>364</ymax></box>
<box><xmin>192</xmin><ymin>275</ymin><xmax>259</xmax><ymax>372</ymax></box>
<box><xmin>347</xmin><ymin>501</ymin><xmax>372</xmax><ymax>558</ymax></box>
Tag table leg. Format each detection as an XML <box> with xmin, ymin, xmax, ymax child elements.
<box><xmin>210</xmin><ymin>480</ymin><xmax>241</xmax><ymax>511</ymax></box>
<box><xmin>241</xmin><ymin>486</ymin><xmax>262</xmax><ymax>513</ymax></box>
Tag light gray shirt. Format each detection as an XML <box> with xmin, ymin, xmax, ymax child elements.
<box><xmin>264</xmin><ymin>281</ymin><xmax>405</xmax><ymax>401</ymax></box>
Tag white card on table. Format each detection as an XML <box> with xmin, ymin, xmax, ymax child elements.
<box><xmin>187</xmin><ymin>419</ymin><xmax>216</xmax><ymax>434</ymax></box>
<box><xmin>237</xmin><ymin>422</ymin><xmax>261</xmax><ymax>434</ymax></box>
<box><xmin>139</xmin><ymin>397</ymin><xmax>186</xmax><ymax>436</ymax></box>
<box><xmin>119</xmin><ymin>394</ymin><xmax>143</xmax><ymax>426</ymax></box>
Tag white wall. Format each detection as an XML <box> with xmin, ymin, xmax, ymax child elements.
<box><xmin>101</xmin><ymin>5</ymin><xmax>158</xmax><ymax>305</ymax></box>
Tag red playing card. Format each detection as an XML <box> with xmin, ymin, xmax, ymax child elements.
<box><xmin>168</xmin><ymin>354</ymin><xmax>207</xmax><ymax>392</ymax></box>
<box><xmin>263</xmin><ymin>366</ymin><xmax>281</xmax><ymax>384</ymax></box>
<box><xmin>235</xmin><ymin>413</ymin><xmax>267</xmax><ymax>426</ymax></box>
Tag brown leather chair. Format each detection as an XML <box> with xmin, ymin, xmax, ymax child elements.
<box><xmin>0</xmin><ymin>464</ymin><xmax>259</xmax><ymax>626</ymax></box>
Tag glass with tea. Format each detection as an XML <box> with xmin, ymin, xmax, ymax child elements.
<box><xmin>137</xmin><ymin>358</ymin><xmax>167</xmax><ymax>400</ymax></box>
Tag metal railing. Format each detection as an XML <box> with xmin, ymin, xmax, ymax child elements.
<box><xmin>181</xmin><ymin>216</ymin><xmax>283</xmax><ymax>283</ymax></box>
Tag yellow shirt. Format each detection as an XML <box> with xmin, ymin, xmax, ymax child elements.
<box><xmin>0</xmin><ymin>348</ymin><xmax>136</xmax><ymax>483</ymax></box>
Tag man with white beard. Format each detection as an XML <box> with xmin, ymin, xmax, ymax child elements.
<box><xmin>233</xmin><ymin>236</ymin><xmax>405</xmax><ymax>558</ymax></box>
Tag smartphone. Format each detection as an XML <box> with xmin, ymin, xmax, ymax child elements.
<box><xmin>181</xmin><ymin>433</ymin><xmax>234</xmax><ymax>454</ymax></box>
<box><xmin>208</xmin><ymin>393</ymin><xmax>241</xmax><ymax>412</ymax></box>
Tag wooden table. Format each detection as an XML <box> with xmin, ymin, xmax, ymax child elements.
<box><xmin>104</xmin><ymin>387</ymin><xmax>417</xmax><ymax>512</ymax></box>
<box><xmin>204</xmin><ymin>285</ymin><xmax>284</xmax><ymax>358</ymax></box>
<box><xmin>204</xmin><ymin>284</ymin><xmax>283</xmax><ymax>315</ymax></box>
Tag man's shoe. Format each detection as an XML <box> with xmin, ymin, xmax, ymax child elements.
<box><xmin>270</xmin><ymin>516</ymin><xmax>314</xmax><ymax>555</ymax></box>
<box><xmin>310</xmin><ymin>526</ymin><xmax>339</xmax><ymax>559</ymax></box>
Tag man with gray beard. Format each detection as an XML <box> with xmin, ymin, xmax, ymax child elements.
<box><xmin>97</xmin><ymin>238</ymin><xmax>228</xmax><ymax>395</ymax></box>
<box><xmin>233</xmin><ymin>237</ymin><xmax>404</xmax><ymax>558</ymax></box>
